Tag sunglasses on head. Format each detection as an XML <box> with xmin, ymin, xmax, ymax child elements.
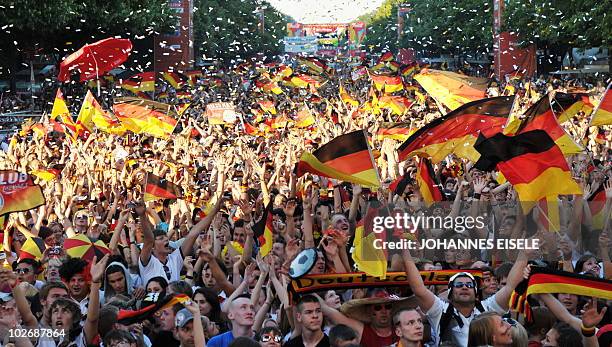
<box><xmin>452</xmin><ymin>282</ymin><xmax>475</xmax><ymax>289</ymax></box>
<box><xmin>373</xmin><ymin>303</ymin><xmax>392</xmax><ymax>311</ymax></box>
<box><xmin>503</xmin><ymin>317</ymin><xmax>517</xmax><ymax>326</ymax></box>
<box><xmin>260</xmin><ymin>334</ymin><xmax>281</xmax><ymax>343</ymax></box>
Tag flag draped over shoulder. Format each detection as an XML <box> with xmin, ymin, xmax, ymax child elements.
<box><xmin>0</xmin><ymin>171</ymin><xmax>45</xmax><ymax>215</ymax></box>
<box><xmin>252</xmin><ymin>202</ymin><xmax>273</xmax><ymax>257</ymax></box>
<box><xmin>414</xmin><ymin>69</ymin><xmax>488</xmax><ymax>111</ymax></box>
<box><xmin>113</xmin><ymin>97</ymin><xmax>177</xmax><ymax>139</ymax></box>
<box><xmin>117</xmin><ymin>293</ymin><xmax>190</xmax><ymax>325</ymax></box>
<box><xmin>590</xmin><ymin>83</ymin><xmax>612</xmax><ymax>126</ymax></box>
<box><xmin>510</xmin><ymin>266</ymin><xmax>612</xmax><ymax>321</ymax></box>
<box><xmin>398</xmin><ymin>96</ymin><xmax>513</xmax><ymax>163</ymax></box>
<box><xmin>505</xmin><ymin>93</ymin><xmax>582</xmax><ymax>155</ymax></box>
<box><xmin>296</xmin><ymin>130</ymin><xmax>380</xmax><ymax>187</ymax></box>
<box><xmin>144</xmin><ymin>173</ymin><xmax>182</xmax><ymax>202</ymax></box>
<box><xmin>416</xmin><ymin>158</ymin><xmax>444</xmax><ymax>207</ymax></box>
<box><xmin>474</xmin><ymin>130</ymin><xmax>581</xmax><ymax>213</ymax></box>
<box><xmin>353</xmin><ymin>205</ymin><xmax>387</xmax><ymax>279</ymax></box>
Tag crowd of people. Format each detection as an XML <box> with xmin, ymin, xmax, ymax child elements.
<box><xmin>0</xmin><ymin>54</ymin><xmax>610</xmax><ymax>347</ymax></box>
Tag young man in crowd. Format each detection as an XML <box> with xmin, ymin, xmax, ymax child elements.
<box><xmin>208</xmin><ymin>294</ymin><xmax>256</xmax><ymax>347</ymax></box>
<box><xmin>286</xmin><ymin>294</ymin><xmax>330</xmax><ymax>347</ymax></box>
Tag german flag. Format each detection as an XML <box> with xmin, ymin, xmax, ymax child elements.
<box><xmin>161</xmin><ymin>72</ymin><xmax>187</xmax><ymax>89</ymax></box>
<box><xmin>78</xmin><ymin>91</ymin><xmax>126</xmax><ymax>136</ymax></box>
<box><xmin>113</xmin><ymin>97</ymin><xmax>177</xmax><ymax>139</ymax></box>
<box><xmin>398</xmin><ymin>96</ymin><xmax>513</xmax><ymax>163</ymax></box>
<box><xmin>389</xmin><ymin>172</ymin><xmax>413</xmax><ymax>196</ymax></box>
<box><xmin>297</xmin><ymin>56</ymin><xmax>333</xmax><ymax>76</ymax></box>
<box><xmin>258</xmin><ymin>99</ymin><xmax>277</xmax><ymax>115</ymax></box>
<box><xmin>30</xmin><ymin>168</ymin><xmax>60</xmax><ymax>182</ymax></box>
<box><xmin>121</xmin><ymin>72</ymin><xmax>155</xmax><ymax>93</ymax></box>
<box><xmin>376</xmin><ymin>122</ymin><xmax>416</xmax><ymax>142</ymax></box>
<box><xmin>416</xmin><ymin>158</ymin><xmax>444</xmax><ymax>207</ymax></box>
<box><xmin>253</xmin><ymin>202</ymin><xmax>273</xmax><ymax>257</ymax></box>
<box><xmin>340</xmin><ymin>86</ymin><xmax>359</xmax><ymax>107</ymax></box>
<box><xmin>587</xmin><ymin>179</ymin><xmax>608</xmax><ymax>230</ymax></box>
<box><xmin>401</xmin><ymin>63</ymin><xmax>418</xmax><ymax>77</ymax></box>
<box><xmin>536</xmin><ymin>197</ymin><xmax>561</xmax><ymax>233</ymax></box>
<box><xmin>144</xmin><ymin>173</ymin><xmax>182</xmax><ymax>202</ymax></box>
<box><xmin>295</xmin><ymin>107</ymin><xmax>315</xmax><ymax>128</ymax></box>
<box><xmin>50</xmin><ymin>89</ymin><xmax>70</xmax><ymax>121</ymax></box>
<box><xmin>414</xmin><ymin>69</ymin><xmax>487</xmax><ymax>111</ymax></box>
<box><xmin>296</xmin><ymin>130</ymin><xmax>380</xmax><ymax>187</ymax></box>
<box><xmin>370</xmin><ymin>74</ymin><xmax>403</xmax><ymax>93</ymax></box>
<box><xmin>473</xmin><ymin>130</ymin><xmax>581</xmax><ymax>213</ymax></box>
<box><xmin>552</xmin><ymin>92</ymin><xmax>594</xmax><ymax>123</ymax></box>
<box><xmin>290</xmin><ymin>74</ymin><xmax>321</xmax><ymax>90</ymax></box>
<box><xmin>185</xmin><ymin>70</ymin><xmax>203</xmax><ymax>86</ymax></box>
<box><xmin>353</xmin><ymin>205</ymin><xmax>387</xmax><ymax>278</ymax></box>
<box><xmin>378</xmin><ymin>95</ymin><xmax>413</xmax><ymax>115</ymax></box>
<box><xmin>510</xmin><ymin>266</ymin><xmax>612</xmax><ymax>321</ymax></box>
<box><xmin>19</xmin><ymin>234</ymin><xmax>46</xmax><ymax>261</ymax></box>
<box><xmin>505</xmin><ymin>93</ymin><xmax>582</xmax><ymax>155</ymax></box>
<box><xmin>243</xmin><ymin>122</ymin><xmax>259</xmax><ymax>135</ymax></box>
<box><xmin>590</xmin><ymin>83</ymin><xmax>612</xmax><ymax>126</ymax></box>
<box><xmin>378</xmin><ymin>51</ymin><xmax>394</xmax><ymax>63</ymax></box>
<box><xmin>118</xmin><ymin>294</ymin><xmax>190</xmax><ymax>325</ymax></box>
<box><xmin>0</xmin><ymin>171</ymin><xmax>45</xmax><ymax>215</ymax></box>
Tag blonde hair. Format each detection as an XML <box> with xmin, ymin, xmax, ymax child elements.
<box><xmin>467</xmin><ymin>312</ymin><xmax>498</xmax><ymax>347</ymax></box>
<box><xmin>510</xmin><ymin>322</ymin><xmax>528</xmax><ymax>347</ymax></box>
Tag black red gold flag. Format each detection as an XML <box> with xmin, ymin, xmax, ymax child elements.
<box><xmin>144</xmin><ymin>173</ymin><xmax>182</xmax><ymax>202</ymax></box>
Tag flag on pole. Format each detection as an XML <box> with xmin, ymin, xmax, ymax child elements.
<box><xmin>252</xmin><ymin>202</ymin><xmax>274</xmax><ymax>257</ymax></box>
<box><xmin>144</xmin><ymin>173</ymin><xmax>182</xmax><ymax>202</ymax></box>
<box><xmin>590</xmin><ymin>83</ymin><xmax>612</xmax><ymax>126</ymax></box>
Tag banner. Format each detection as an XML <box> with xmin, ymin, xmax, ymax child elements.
<box><xmin>290</xmin><ymin>270</ymin><xmax>483</xmax><ymax>295</ymax></box>
<box><xmin>0</xmin><ymin>171</ymin><xmax>45</xmax><ymax>215</ymax></box>
<box><xmin>205</xmin><ymin>102</ymin><xmax>237</xmax><ymax>125</ymax></box>
<box><xmin>284</xmin><ymin>36</ymin><xmax>318</xmax><ymax>54</ymax></box>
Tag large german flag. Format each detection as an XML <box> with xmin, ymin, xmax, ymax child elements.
<box><xmin>510</xmin><ymin>266</ymin><xmax>612</xmax><ymax>321</ymax></box>
<box><xmin>144</xmin><ymin>173</ymin><xmax>182</xmax><ymax>202</ymax></box>
<box><xmin>416</xmin><ymin>158</ymin><xmax>444</xmax><ymax>207</ymax></box>
<box><xmin>552</xmin><ymin>92</ymin><xmax>594</xmax><ymax>123</ymax></box>
<box><xmin>474</xmin><ymin>130</ymin><xmax>581</xmax><ymax>213</ymax></box>
<box><xmin>370</xmin><ymin>74</ymin><xmax>403</xmax><ymax>93</ymax></box>
<box><xmin>376</xmin><ymin>122</ymin><xmax>416</xmax><ymax>142</ymax></box>
<box><xmin>378</xmin><ymin>95</ymin><xmax>413</xmax><ymax>115</ymax></box>
<box><xmin>398</xmin><ymin>96</ymin><xmax>513</xmax><ymax>163</ymax></box>
<box><xmin>413</xmin><ymin>69</ymin><xmax>488</xmax><ymax>111</ymax></box>
<box><xmin>121</xmin><ymin>72</ymin><xmax>155</xmax><ymax>93</ymax></box>
<box><xmin>296</xmin><ymin>130</ymin><xmax>380</xmax><ymax>187</ymax></box>
<box><xmin>590</xmin><ymin>83</ymin><xmax>612</xmax><ymax>126</ymax></box>
<box><xmin>78</xmin><ymin>91</ymin><xmax>126</xmax><ymax>136</ymax></box>
<box><xmin>118</xmin><ymin>294</ymin><xmax>190</xmax><ymax>325</ymax></box>
<box><xmin>505</xmin><ymin>93</ymin><xmax>582</xmax><ymax>155</ymax></box>
<box><xmin>0</xmin><ymin>171</ymin><xmax>45</xmax><ymax>215</ymax></box>
<box><xmin>253</xmin><ymin>202</ymin><xmax>273</xmax><ymax>257</ymax></box>
<box><xmin>113</xmin><ymin>97</ymin><xmax>177</xmax><ymax>139</ymax></box>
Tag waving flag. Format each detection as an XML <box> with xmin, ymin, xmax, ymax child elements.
<box><xmin>370</xmin><ymin>74</ymin><xmax>403</xmax><ymax>93</ymax></box>
<box><xmin>378</xmin><ymin>95</ymin><xmax>413</xmax><ymax>115</ymax></box>
<box><xmin>113</xmin><ymin>97</ymin><xmax>177</xmax><ymax>139</ymax></box>
<box><xmin>121</xmin><ymin>72</ymin><xmax>155</xmax><ymax>93</ymax></box>
<box><xmin>161</xmin><ymin>72</ymin><xmax>186</xmax><ymax>89</ymax></box>
<box><xmin>474</xmin><ymin>130</ymin><xmax>581</xmax><ymax>214</ymax></box>
<box><xmin>552</xmin><ymin>92</ymin><xmax>594</xmax><ymax>123</ymax></box>
<box><xmin>50</xmin><ymin>89</ymin><xmax>71</xmax><ymax>121</ymax></box>
<box><xmin>295</xmin><ymin>107</ymin><xmax>315</xmax><ymax>128</ymax></box>
<box><xmin>253</xmin><ymin>202</ymin><xmax>273</xmax><ymax>257</ymax></box>
<box><xmin>117</xmin><ymin>294</ymin><xmax>190</xmax><ymax>325</ymax></box>
<box><xmin>416</xmin><ymin>158</ymin><xmax>444</xmax><ymax>207</ymax></box>
<box><xmin>144</xmin><ymin>173</ymin><xmax>182</xmax><ymax>202</ymax></box>
<box><xmin>0</xmin><ymin>171</ymin><xmax>45</xmax><ymax>215</ymax></box>
<box><xmin>78</xmin><ymin>91</ymin><xmax>126</xmax><ymax>135</ymax></box>
<box><xmin>297</xmin><ymin>130</ymin><xmax>380</xmax><ymax>187</ymax></box>
<box><xmin>414</xmin><ymin>69</ymin><xmax>487</xmax><ymax>111</ymax></box>
<box><xmin>590</xmin><ymin>83</ymin><xmax>612</xmax><ymax>126</ymax></box>
<box><xmin>353</xmin><ymin>206</ymin><xmax>387</xmax><ymax>279</ymax></box>
<box><xmin>258</xmin><ymin>99</ymin><xmax>277</xmax><ymax>115</ymax></box>
<box><xmin>377</xmin><ymin>122</ymin><xmax>416</xmax><ymax>142</ymax></box>
<box><xmin>340</xmin><ymin>86</ymin><xmax>359</xmax><ymax>107</ymax></box>
<box><xmin>398</xmin><ymin>96</ymin><xmax>513</xmax><ymax>163</ymax></box>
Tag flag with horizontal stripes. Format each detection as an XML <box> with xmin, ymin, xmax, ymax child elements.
<box><xmin>376</xmin><ymin>122</ymin><xmax>416</xmax><ymax>142</ymax></box>
<box><xmin>590</xmin><ymin>83</ymin><xmax>612</xmax><ymax>126</ymax></box>
<box><xmin>144</xmin><ymin>173</ymin><xmax>182</xmax><ymax>202</ymax></box>
<box><xmin>353</xmin><ymin>205</ymin><xmax>387</xmax><ymax>279</ymax></box>
<box><xmin>510</xmin><ymin>266</ymin><xmax>612</xmax><ymax>321</ymax></box>
<box><xmin>31</xmin><ymin>168</ymin><xmax>60</xmax><ymax>182</ymax></box>
<box><xmin>79</xmin><ymin>91</ymin><xmax>126</xmax><ymax>135</ymax></box>
<box><xmin>0</xmin><ymin>171</ymin><xmax>45</xmax><ymax>215</ymax></box>
<box><xmin>297</xmin><ymin>56</ymin><xmax>333</xmax><ymax>76</ymax></box>
<box><xmin>401</xmin><ymin>63</ymin><xmax>418</xmax><ymax>77</ymax></box>
<box><xmin>290</xmin><ymin>74</ymin><xmax>321</xmax><ymax>90</ymax></box>
<box><xmin>161</xmin><ymin>72</ymin><xmax>186</xmax><ymax>89</ymax></box>
<box><xmin>113</xmin><ymin>97</ymin><xmax>177</xmax><ymax>139</ymax></box>
<box><xmin>297</xmin><ymin>130</ymin><xmax>380</xmax><ymax>187</ymax></box>
<box><xmin>370</xmin><ymin>74</ymin><xmax>403</xmax><ymax>93</ymax></box>
<box><xmin>378</xmin><ymin>95</ymin><xmax>413</xmax><ymax>115</ymax></box>
<box><xmin>295</xmin><ymin>107</ymin><xmax>315</xmax><ymax>128</ymax></box>
<box><xmin>588</xmin><ymin>179</ymin><xmax>608</xmax><ymax>230</ymax></box>
<box><xmin>253</xmin><ymin>202</ymin><xmax>274</xmax><ymax>257</ymax></box>
<box><xmin>378</xmin><ymin>51</ymin><xmax>394</xmax><ymax>63</ymax></box>
<box><xmin>507</xmin><ymin>93</ymin><xmax>583</xmax><ymax>155</ymax></box>
<box><xmin>117</xmin><ymin>293</ymin><xmax>190</xmax><ymax>325</ymax></box>
<box><xmin>398</xmin><ymin>96</ymin><xmax>513</xmax><ymax>163</ymax></box>
<box><xmin>258</xmin><ymin>100</ymin><xmax>277</xmax><ymax>115</ymax></box>
<box><xmin>185</xmin><ymin>70</ymin><xmax>203</xmax><ymax>86</ymax></box>
<box><xmin>340</xmin><ymin>86</ymin><xmax>359</xmax><ymax>107</ymax></box>
<box><xmin>552</xmin><ymin>92</ymin><xmax>594</xmax><ymax>123</ymax></box>
<box><xmin>416</xmin><ymin>158</ymin><xmax>444</xmax><ymax>207</ymax></box>
<box><xmin>414</xmin><ymin>69</ymin><xmax>488</xmax><ymax>111</ymax></box>
<box><xmin>474</xmin><ymin>130</ymin><xmax>581</xmax><ymax>214</ymax></box>
<box><xmin>121</xmin><ymin>72</ymin><xmax>156</xmax><ymax>93</ymax></box>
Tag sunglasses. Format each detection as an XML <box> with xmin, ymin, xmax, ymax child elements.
<box><xmin>373</xmin><ymin>303</ymin><xmax>392</xmax><ymax>311</ymax></box>
<box><xmin>16</xmin><ymin>268</ymin><xmax>32</xmax><ymax>274</ymax></box>
<box><xmin>452</xmin><ymin>282</ymin><xmax>475</xmax><ymax>289</ymax></box>
<box><xmin>260</xmin><ymin>334</ymin><xmax>281</xmax><ymax>343</ymax></box>
<box><xmin>76</xmin><ymin>215</ymin><xmax>89</xmax><ymax>220</ymax></box>
<box><xmin>503</xmin><ymin>317</ymin><xmax>518</xmax><ymax>326</ymax></box>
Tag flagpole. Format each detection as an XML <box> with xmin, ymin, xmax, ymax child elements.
<box><xmin>362</xmin><ymin>128</ymin><xmax>382</xmax><ymax>188</ymax></box>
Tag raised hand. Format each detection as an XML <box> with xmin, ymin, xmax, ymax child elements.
<box><xmin>581</xmin><ymin>298</ymin><xmax>607</xmax><ymax>328</ymax></box>
<box><xmin>90</xmin><ymin>254</ymin><xmax>110</xmax><ymax>283</ymax></box>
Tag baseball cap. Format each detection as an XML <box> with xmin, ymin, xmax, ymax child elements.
<box><xmin>175</xmin><ymin>308</ymin><xmax>194</xmax><ymax>328</ymax></box>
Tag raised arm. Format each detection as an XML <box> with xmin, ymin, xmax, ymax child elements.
<box><xmin>401</xmin><ymin>243</ymin><xmax>437</xmax><ymax>312</ymax></box>
<box><xmin>315</xmin><ymin>294</ymin><xmax>365</xmax><ymax>340</ymax></box>
<box><xmin>85</xmin><ymin>254</ymin><xmax>109</xmax><ymax>345</ymax></box>
<box><xmin>137</xmin><ymin>203</ymin><xmax>154</xmax><ymax>266</ymax></box>
<box><xmin>181</xmin><ymin>197</ymin><xmax>223</xmax><ymax>257</ymax></box>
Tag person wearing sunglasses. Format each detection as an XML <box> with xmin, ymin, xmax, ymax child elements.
<box><xmin>401</xmin><ymin>245</ymin><xmax>528</xmax><ymax>347</ymax></box>
<box><xmin>258</xmin><ymin>326</ymin><xmax>283</xmax><ymax>347</ymax></box>
<box><xmin>16</xmin><ymin>258</ymin><xmax>44</xmax><ymax>290</ymax></box>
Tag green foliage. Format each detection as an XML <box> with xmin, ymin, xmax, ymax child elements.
<box><xmin>360</xmin><ymin>0</ymin><xmax>493</xmax><ymax>56</ymax></box>
<box><xmin>193</xmin><ymin>0</ymin><xmax>290</xmax><ymax>63</ymax></box>
<box><xmin>504</xmin><ymin>0</ymin><xmax>611</xmax><ymax>48</ymax></box>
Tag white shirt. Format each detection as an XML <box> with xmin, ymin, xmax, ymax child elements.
<box><xmin>426</xmin><ymin>293</ymin><xmax>505</xmax><ymax>347</ymax></box>
<box><xmin>139</xmin><ymin>247</ymin><xmax>184</xmax><ymax>285</ymax></box>
<box><xmin>37</xmin><ymin>330</ymin><xmax>87</xmax><ymax>347</ymax></box>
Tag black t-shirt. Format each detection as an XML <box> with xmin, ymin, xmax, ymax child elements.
<box><xmin>284</xmin><ymin>334</ymin><xmax>330</xmax><ymax>347</ymax></box>
<box><xmin>152</xmin><ymin>330</ymin><xmax>180</xmax><ymax>347</ymax></box>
